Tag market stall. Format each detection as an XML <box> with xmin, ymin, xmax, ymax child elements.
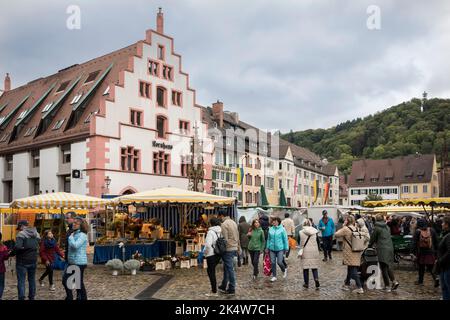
<box><xmin>93</xmin><ymin>187</ymin><xmax>236</xmax><ymax>265</ymax></box>
<box><xmin>364</xmin><ymin>197</ymin><xmax>450</xmax><ymax>220</ymax></box>
<box><xmin>9</xmin><ymin>192</ymin><xmax>109</xmax><ymax>265</ymax></box>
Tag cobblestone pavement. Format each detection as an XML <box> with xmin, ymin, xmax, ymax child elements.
<box><xmin>1</xmin><ymin>254</ymin><xmax>159</xmax><ymax>300</ymax></box>
<box><xmin>1</xmin><ymin>252</ymin><xmax>442</xmax><ymax>300</ymax></box>
<box><xmin>153</xmin><ymin>252</ymin><xmax>442</xmax><ymax>300</ymax></box>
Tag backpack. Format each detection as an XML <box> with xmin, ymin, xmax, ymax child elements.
<box><xmin>419</xmin><ymin>228</ymin><xmax>432</xmax><ymax>249</ymax></box>
<box><xmin>212</xmin><ymin>231</ymin><xmax>227</xmax><ymax>256</ymax></box>
<box><xmin>344</xmin><ymin>226</ymin><xmax>366</xmax><ymax>252</ymax></box>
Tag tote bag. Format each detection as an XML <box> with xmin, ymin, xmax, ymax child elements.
<box><xmin>263</xmin><ymin>253</ymin><xmax>272</xmax><ymax>276</ymax></box>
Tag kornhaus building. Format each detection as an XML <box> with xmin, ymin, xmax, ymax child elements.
<box><xmin>348</xmin><ymin>154</ymin><xmax>440</xmax><ymax>206</ymax></box>
<box><xmin>0</xmin><ymin>10</ymin><xmax>212</xmax><ymax>201</ymax></box>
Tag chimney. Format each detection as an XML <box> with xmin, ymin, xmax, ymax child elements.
<box><xmin>156</xmin><ymin>7</ymin><xmax>164</xmax><ymax>34</ymax></box>
<box><xmin>4</xmin><ymin>73</ymin><xmax>11</xmax><ymax>92</ymax></box>
<box><xmin>212</xmin><ymin>100</ymin><xmax>224</xmax><ymax>128</ymax></box>
<box><xmin>230</xmin><ymin>112</ymin><xmax>239</xmax><ymax>124</ymax></box>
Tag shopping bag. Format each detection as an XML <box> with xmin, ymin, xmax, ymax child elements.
<box><xmin>288</xmin><ymin>237</ymin><xmax>297</xmax><ymax>249</ymax></box>
<box><xmin>263</xmin><ymin>253</ymin><xmax>272</xmax><ymax>276</ymax></box>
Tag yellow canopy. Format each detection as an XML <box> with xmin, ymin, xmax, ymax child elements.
<box><xmin>372</xmin><ymin>206</ymin><xmax>450</xmax><ymax>213</ymax></box>
<box><xmin>10</xmin><ymin>192</ymin><xmax>109</xmax><ymax>209</ymax></box>
<box><xmin>364</xmin><ymin>197</ymin><xmax>450</xmax><ymax>208</ymax></box>
<box><xmin>1</xmin><ymin>208</ymin><xmax>88</xmax><ymax>215</ymax></box>
<box><xmin>111</xmin><ymin>187</ymin><xmax>236</xmax><ymax>205</ymax></box>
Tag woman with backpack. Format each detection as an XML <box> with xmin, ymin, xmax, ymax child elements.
<box><xmin>413</xmin><ymin>218</ymin><xmax>439</xmax><ymax>287</ymax></box>
<box><xmin>38</xmin><ymin>230</ymin><xmax>64</xmax><ymax>291</ymax></box>
<box><xmin>369</xmin><ymin>214</ymin><xmax>399</xmax><ymax>292</ymax></box>
<box><xmin>266</xmin><ymin>217</ymin><xmax>289</xmax><ymax>282</ymax></box>
<box><xmin>334</xmin><ymin>215</ymin><xmax>365</xmax><ymax>294</ymax></box>
<box><xmin>204</xmin><ymin>217</ymin><xmax>222</xmax><ymax>297</ymax></box>
<box><xmin>298</xmin><ymin>219</ymin><xmax>320</xmax><ymax>289</ymax></box>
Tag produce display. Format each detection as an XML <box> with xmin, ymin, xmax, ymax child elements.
<box><xmin>96</xmin><ymin>212</ymin><xmax>165</xmax><ymax>244</ymax></box>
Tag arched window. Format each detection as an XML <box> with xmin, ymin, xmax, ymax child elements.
<box><xmin>156</xmin><ymin>115</ymin><xmax>167</xmax><ymax>139</ymax></box>
<box><xmin>156</xmin><ymin>86</ymin><xmax>167</xmax><ymax>107</ymax></box>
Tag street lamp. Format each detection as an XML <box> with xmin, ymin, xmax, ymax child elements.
<box><xmin>104</xmin><ymin>176</ymin><xmax>111</xmax><ymax>194</ymax></box>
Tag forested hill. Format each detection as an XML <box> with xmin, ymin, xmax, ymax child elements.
<box><xmin>282</xmin><ymin>98</ymin><xmax>450</xmax><ymax>175</ymax></box>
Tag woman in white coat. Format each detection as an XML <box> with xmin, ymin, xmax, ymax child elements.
<box><xmin>298</xmin><ymin>219</ymin><xmax>320</xmax><ymax>289</ymax></box>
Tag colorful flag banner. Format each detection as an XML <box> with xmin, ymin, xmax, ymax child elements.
<box><xmin>313</xmin><ymin>179</ymin><xmax>319</xmax><ymax>203</ymax></box>
<box><xmin>323</xmin><ymin>182</ymin><xmax>330</xmax><ymax>204</ymax></box>
<box><xmin>236</xmin><ymin>167</ymin><xmax>244</xmax><ymax>186</ymax></box>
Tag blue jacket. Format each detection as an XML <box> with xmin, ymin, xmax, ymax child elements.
<box><xmin>266</xmin><ymin>225</ymin><xmax>289</xmax><ymax>252</ymax></box>
<box><xmin>319</xmin><ymin>218</ymin><xmax>335</xmax><ymax>237</ymax></box>
<box><xmin>68</xmin><ymin>230</ymin><xmax>88</xmax><ymax>265</ymax></box>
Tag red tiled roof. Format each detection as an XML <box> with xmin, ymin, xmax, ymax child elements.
<box><xmin>0</xmin><ymin>43</ymin><xmax>138</xmax><ymax>154</ymax></box>
<box><xmin>348</xmin><ymin>154</ymin><xmax>436</xmax><ymax>187</ymax></box>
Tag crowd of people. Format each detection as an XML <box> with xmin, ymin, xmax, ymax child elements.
<box><xmin>1</xmin><ymin>209</ymin><xmax>449</xmax><ymax>301</ymax></box>
<box><xmin>203</xmin><ymin>210</ymin><xmax>450</xmax><ymax>300</ymax></box>
<box><xmin>0</xmin><ymin>212</ymin><xmax>88</xmax><ymax>300</ymax></box>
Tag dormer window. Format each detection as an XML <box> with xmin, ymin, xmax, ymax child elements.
<box><xmin>84</xmin><ymin>70</ymin><xmax>100</xmax><ymax>84</ymax></box>
<box><xmin>56</xmin><ymin>81</ymin><xmax>70</xmax><ymax>93</ymax></box>
<box><xmin>42</xmin><ymin>102</ymin><xmax>53</xmax><ymax>113</ymax></box>
<box><xmin>70</xmin><ymin>93</ymin><xmax>82</xmax><ymax>105</ymax></box>
<box><xmin>24</xmin><ymin>126</ymin><xmax>37</xmax><ymax>137</ymax></box>
<box><xmin>17</xmin><ymin>110</ymin><xmax>28</xmax><ymax>120</ymax></box>
<box><xmin>52</xmin><ymin>119</ymin><xmax>65</xmax><ymax>130</ymax></box>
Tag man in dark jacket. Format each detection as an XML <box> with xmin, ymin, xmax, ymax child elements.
<box><xmin>12</xmin><ymin>220</ymin><xmax>40</xmax><ymax>300</ymax></box>
<box><xmin>369</xmin><ymin>215</ymin><xmax>399</xmax><ymax>292</ymax></box>
<box><xmin>412</xmin><ymin>218</ymin><xmax>439</xmax><ymax>287</ymax></box>
<box><xmin>238</xmin><ymin>216</ymin><xmax>251</xmax><ymax>265</ymax></box>
<box><xmin>64</xmin><ymin>212</ymin><xmax>76</xmax><ymax>260</ymax></box>
<box><xmin>259</xmin><ymin>213</ymin><xmax>270</xmax><ymax>241</ymax></box>
<box><xmin>437</xmin><ymin>216</ymin><xmax>450</xmax><ymax>300</ymax></box>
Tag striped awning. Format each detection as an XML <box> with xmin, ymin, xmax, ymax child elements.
<box><xmin>111</xmin><ymin>187</ymin><xmax>235</xmax><ymax>205</ymax></box>
<box><xmin>10</xmin><ymin>192</ymin><xmax>109</xmax><ymax>209</ymax></box>
<box><xmin>365</xmin><ymin>197</ymin><xmax>450</xmax><ymax>208</ymax></box>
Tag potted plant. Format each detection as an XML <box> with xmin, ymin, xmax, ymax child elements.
<box><xmin>124</xmin><ymin>259</ymin><xmax>141</xmax><ymax>275</ymax></box>
<box><xmin>171</xmin><ymin>256</ymin><xmax>180</xmax><ymax>268</ymax></box>
<box><xmin>140</xmin><ymin>259</ymin><xmax>155</xmax><ymax>272</ymax></box>
<box><xmin>105</xmin><ymin>259</ymin><xmax>124</xmax><ymax>276</ymax></box>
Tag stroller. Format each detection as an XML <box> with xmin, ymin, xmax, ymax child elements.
<box><xmin>359</xmin><ymin>247</ymin><xmax>378</xmax><ymax>283</ymax></box>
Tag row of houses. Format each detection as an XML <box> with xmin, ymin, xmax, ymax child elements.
<box><xmin>0</xmin><ymin>10</ymin><xmax>340</xmax><ymax>207</ymax></box>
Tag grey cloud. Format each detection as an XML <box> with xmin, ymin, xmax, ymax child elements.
<box><xmin>1</xmin><ymin>0</ymin><xmax>449</xmax><ymax>132</ymax></box>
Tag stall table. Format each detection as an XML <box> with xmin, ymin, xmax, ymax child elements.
<box><xmin>93</xmin><ymin>240</ymin><xmax>175</xmax><ymax>264</ymax></box>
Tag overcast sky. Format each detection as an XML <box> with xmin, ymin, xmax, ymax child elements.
<box><xmin>1</xmin><ymin>0</ymin><xmax>449</xmax><ymax>132</ymax></box>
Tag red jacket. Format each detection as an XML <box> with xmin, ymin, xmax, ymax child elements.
<box><xmin>39</xmin><ymin>240</ymin><xmax>64</xmax><ymax>265</ymax></box>
<box><xmin>0</xmin><ymin>245</ymin><xmax>9</xmax><ymax>273</ymax></box>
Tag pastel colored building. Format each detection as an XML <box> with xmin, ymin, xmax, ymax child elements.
<box><xmin>348</xmin><ymin>154</ymin><xmax>440</xmax><ymax>206</ymax></box>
